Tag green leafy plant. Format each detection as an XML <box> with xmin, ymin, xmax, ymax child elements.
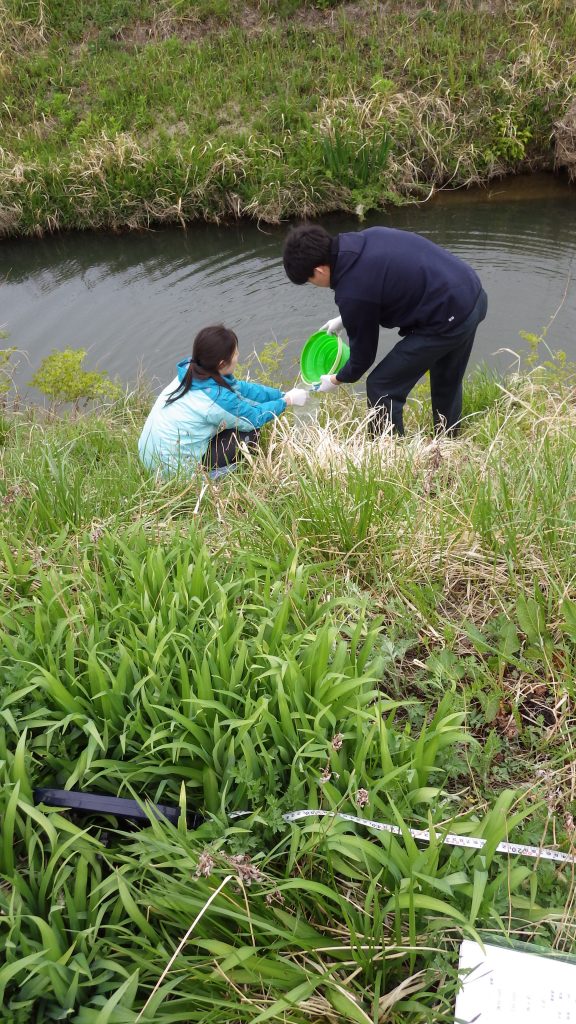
<box><xmin>240</xmin><ymin>338</ymin><xmax>293</xmax><ymax>389</ymax></box>
<box><xmin>28</xmin><ymin>348</ymin><xmax>122</xmax><ymax>410</ymax></box>
<box><xmin>0</xmin><ymin>527</ymin><xmax>566</xmax><ymax>1021</ymax></box>
<box><xmin>0</xmin><ymin>345</ymin><xmax>18</xmax><ymax>401</ymax></box>
<box><xmin>319</xmin><ymin>129</ymin><xmax>393</xmax><ymax>188</ymax></box>
<box><xmin>483</xmin><ymin>114</ymin><xmax>532</xmax><ymax>164</ymax></box>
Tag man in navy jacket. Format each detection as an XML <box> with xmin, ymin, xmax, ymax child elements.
<box><xmin>283</xmin><ymin>224</ymin><xmax>487</xmax><ymax>435</ymax></box>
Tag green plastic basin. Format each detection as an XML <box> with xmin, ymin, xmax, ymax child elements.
<box><xmin>300</xmin><ymin>330</ymin><xmax>350</xmax><ymax>385</ymax></box>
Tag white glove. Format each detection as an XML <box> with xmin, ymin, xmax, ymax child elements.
<box><xmin>284</xmin><ymin>388</ymin><xmax>308</xmax><ymax>407</ymax></box>
<box><xmin>318</xmin><ymin>374</ymin><xmax>338</xmax><ymax>393</ymax></box>
<box><xmin>320</xmin><ymin>316</ymin><xmax>343</xmax><ymax>335</ymax></box>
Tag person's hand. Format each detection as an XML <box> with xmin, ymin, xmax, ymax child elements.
<box><xmin>320</xmin><ymin>316</ymin><xmax>343</xmax><ymax>335</ymax></box>
<box><xmin>317</xmin><ymin>374</ymin><xmax>339</xmax><ymax>393</ymax></box>
<box><xmin>284</xmin><ymin>388</ymin><xmax>308</xmax><ymax>407</ymax></box>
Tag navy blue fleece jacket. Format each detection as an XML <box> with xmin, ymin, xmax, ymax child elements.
<box><xmin>332</xmin><ymin>227</ymin><xmax>482</xmax><ymax>384</ymax></box>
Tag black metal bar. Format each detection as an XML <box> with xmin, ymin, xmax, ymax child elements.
<box><xmin>33</xmin><ymin>788</ymin><xmax>202</xmax><ymax>828</ymax></box>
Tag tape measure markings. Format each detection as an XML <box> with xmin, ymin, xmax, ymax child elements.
<box><xmin>280</xmin><ymin>809</ymin><xmax>576</xmax><ymax>865</ymax></box>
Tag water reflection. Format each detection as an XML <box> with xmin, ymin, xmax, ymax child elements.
<box><xmin>1</xmin><ymin>173</ymin><xmax>575</xmax><ymax>393</ymax></box>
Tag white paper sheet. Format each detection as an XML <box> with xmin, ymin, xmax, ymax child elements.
<box><xmin>455</xmin><ymin>939</ymin><xmax>576</xmax><ymax>1023</ymax></box>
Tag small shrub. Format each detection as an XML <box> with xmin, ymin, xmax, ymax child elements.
<box><xmin>0</xmin><ymin>344</ymin><xmax>18</xmax><ymax>402</ymax></box>
<box><xmin>28</xmin><ymin>347</ymin><xmax>123</xmax><ymax>410</ymax></box>
<box><xmin>240</xmin><ymin>338</ymin><xmax>294</xmax><ymax>389</ymax></box>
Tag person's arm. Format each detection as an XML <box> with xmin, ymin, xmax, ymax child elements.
<box><xmin>335</xmin><ymin>300</ymin><xmax>381</xmax><ymax>384</ymax></box>
<box><xmin>206</xmin><ymin>386</ymin><xmax>286</xmax><ymax>431</ymax></box>
<box><xmin>235</xmin><ymin>379</ymin><xmax>284</xmax><ymax>404</ymax></box>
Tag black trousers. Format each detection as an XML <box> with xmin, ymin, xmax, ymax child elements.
<box><xmin>202</xmin><ymin>428</ymin><xmax>260</xmax><ymax>470</ymax></box>
<box><xmin>366</xmin><ymin>288</ymin><xmax>488</xmax><ymax>436</ymax></box>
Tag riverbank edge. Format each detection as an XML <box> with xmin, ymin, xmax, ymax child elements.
<box><xmin>2</xmin><ymin>1</ymin><xmax>576</xmax><ymax>238</ymax></box>
<box><xmin>2</xmin><ymin>164</ymin><xmax>575</xmax><ymax>243</ymax></box>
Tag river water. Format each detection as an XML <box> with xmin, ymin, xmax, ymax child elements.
<box><xmin>1</xmin><ymin>173</ymin><xmax>575</xmax><ymax>396</ymax></box>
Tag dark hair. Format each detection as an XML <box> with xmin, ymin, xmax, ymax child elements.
<box><xmin>165</xmin><ymin>324</ymin><xmax>238</xmax><ymax>405</ymax></box>
<box><xmin>282</xmin><ymin>224</ymin><xmax>333</xmax><ymax>285</ymax></box>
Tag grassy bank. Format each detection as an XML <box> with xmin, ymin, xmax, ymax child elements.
<box><xmin>1</xmin><ymin>0</ymin><xmax>576</xmax><ymax>236</ymax></box>
<box><xmin>0</xmin><ymin>358</ymin><xmax>575</xmax><ymax>1021</ymax></box>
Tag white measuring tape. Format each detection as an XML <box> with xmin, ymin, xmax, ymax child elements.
<box><xmin>278</xmin><ymin>809</ymin><xmax>576</xmax><ymax>866</ymax></box>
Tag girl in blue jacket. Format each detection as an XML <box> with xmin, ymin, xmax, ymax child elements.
<box><xmin>138</xmin><ymin>324</ymin><xmax>307</xmax><ymax>475</ymax></box>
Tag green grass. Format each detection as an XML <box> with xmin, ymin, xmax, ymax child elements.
<box><xmin>0</xmin><ymin>358</ymin><xmax>575</xmax><ymax>1020</ymax></box>
<box><xmin>1</xmin><ymin>1</ymin><xmax>575</xmax><ymax>233</ymax></box>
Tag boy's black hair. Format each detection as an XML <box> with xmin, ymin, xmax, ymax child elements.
<box><xmin>282</xmin><ymin>224</ymin><xmax>333</xmax><ymax>285</ymax></box>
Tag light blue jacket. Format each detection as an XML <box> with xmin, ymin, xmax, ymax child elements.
<box><xmin>138</xmin><ymin>359</ymin><xmax>286</xmax><ymax>474</ymax></box>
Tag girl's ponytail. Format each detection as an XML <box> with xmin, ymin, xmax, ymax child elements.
<box><xmin>165</xmin><ymin>359</ymin><xmax>197</xmax><ymax>405</ymax></box>
<box><xmin>165</xmin><ymin>325</ymin><xmax>238</xmax><ymax>405</ymax></box>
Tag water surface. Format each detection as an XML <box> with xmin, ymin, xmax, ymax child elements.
<box><xmin>1</xmin><ymin>173</ymin><xmax>575</xmax><ymax>396</ymax></box>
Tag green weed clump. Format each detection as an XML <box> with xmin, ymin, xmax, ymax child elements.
<box><xmin>28</xmin><ymin>348</ymin><xmax>123</xmax><ymax>410</ymax></box>
<box><xmin>1</xmin><ymin>1</ymin><xmax>575</xmax><ymax>234</ymax></box>
<box><xmin>0</xmin><ymin>359</ymin><xmax>575</xmax><ymax>1020</ymax></box>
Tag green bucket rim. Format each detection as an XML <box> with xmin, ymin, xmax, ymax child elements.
<box><xmin>300</xmin><ymin>330</ymin><xmax>350</xmax><ymax>385</ymax></box>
